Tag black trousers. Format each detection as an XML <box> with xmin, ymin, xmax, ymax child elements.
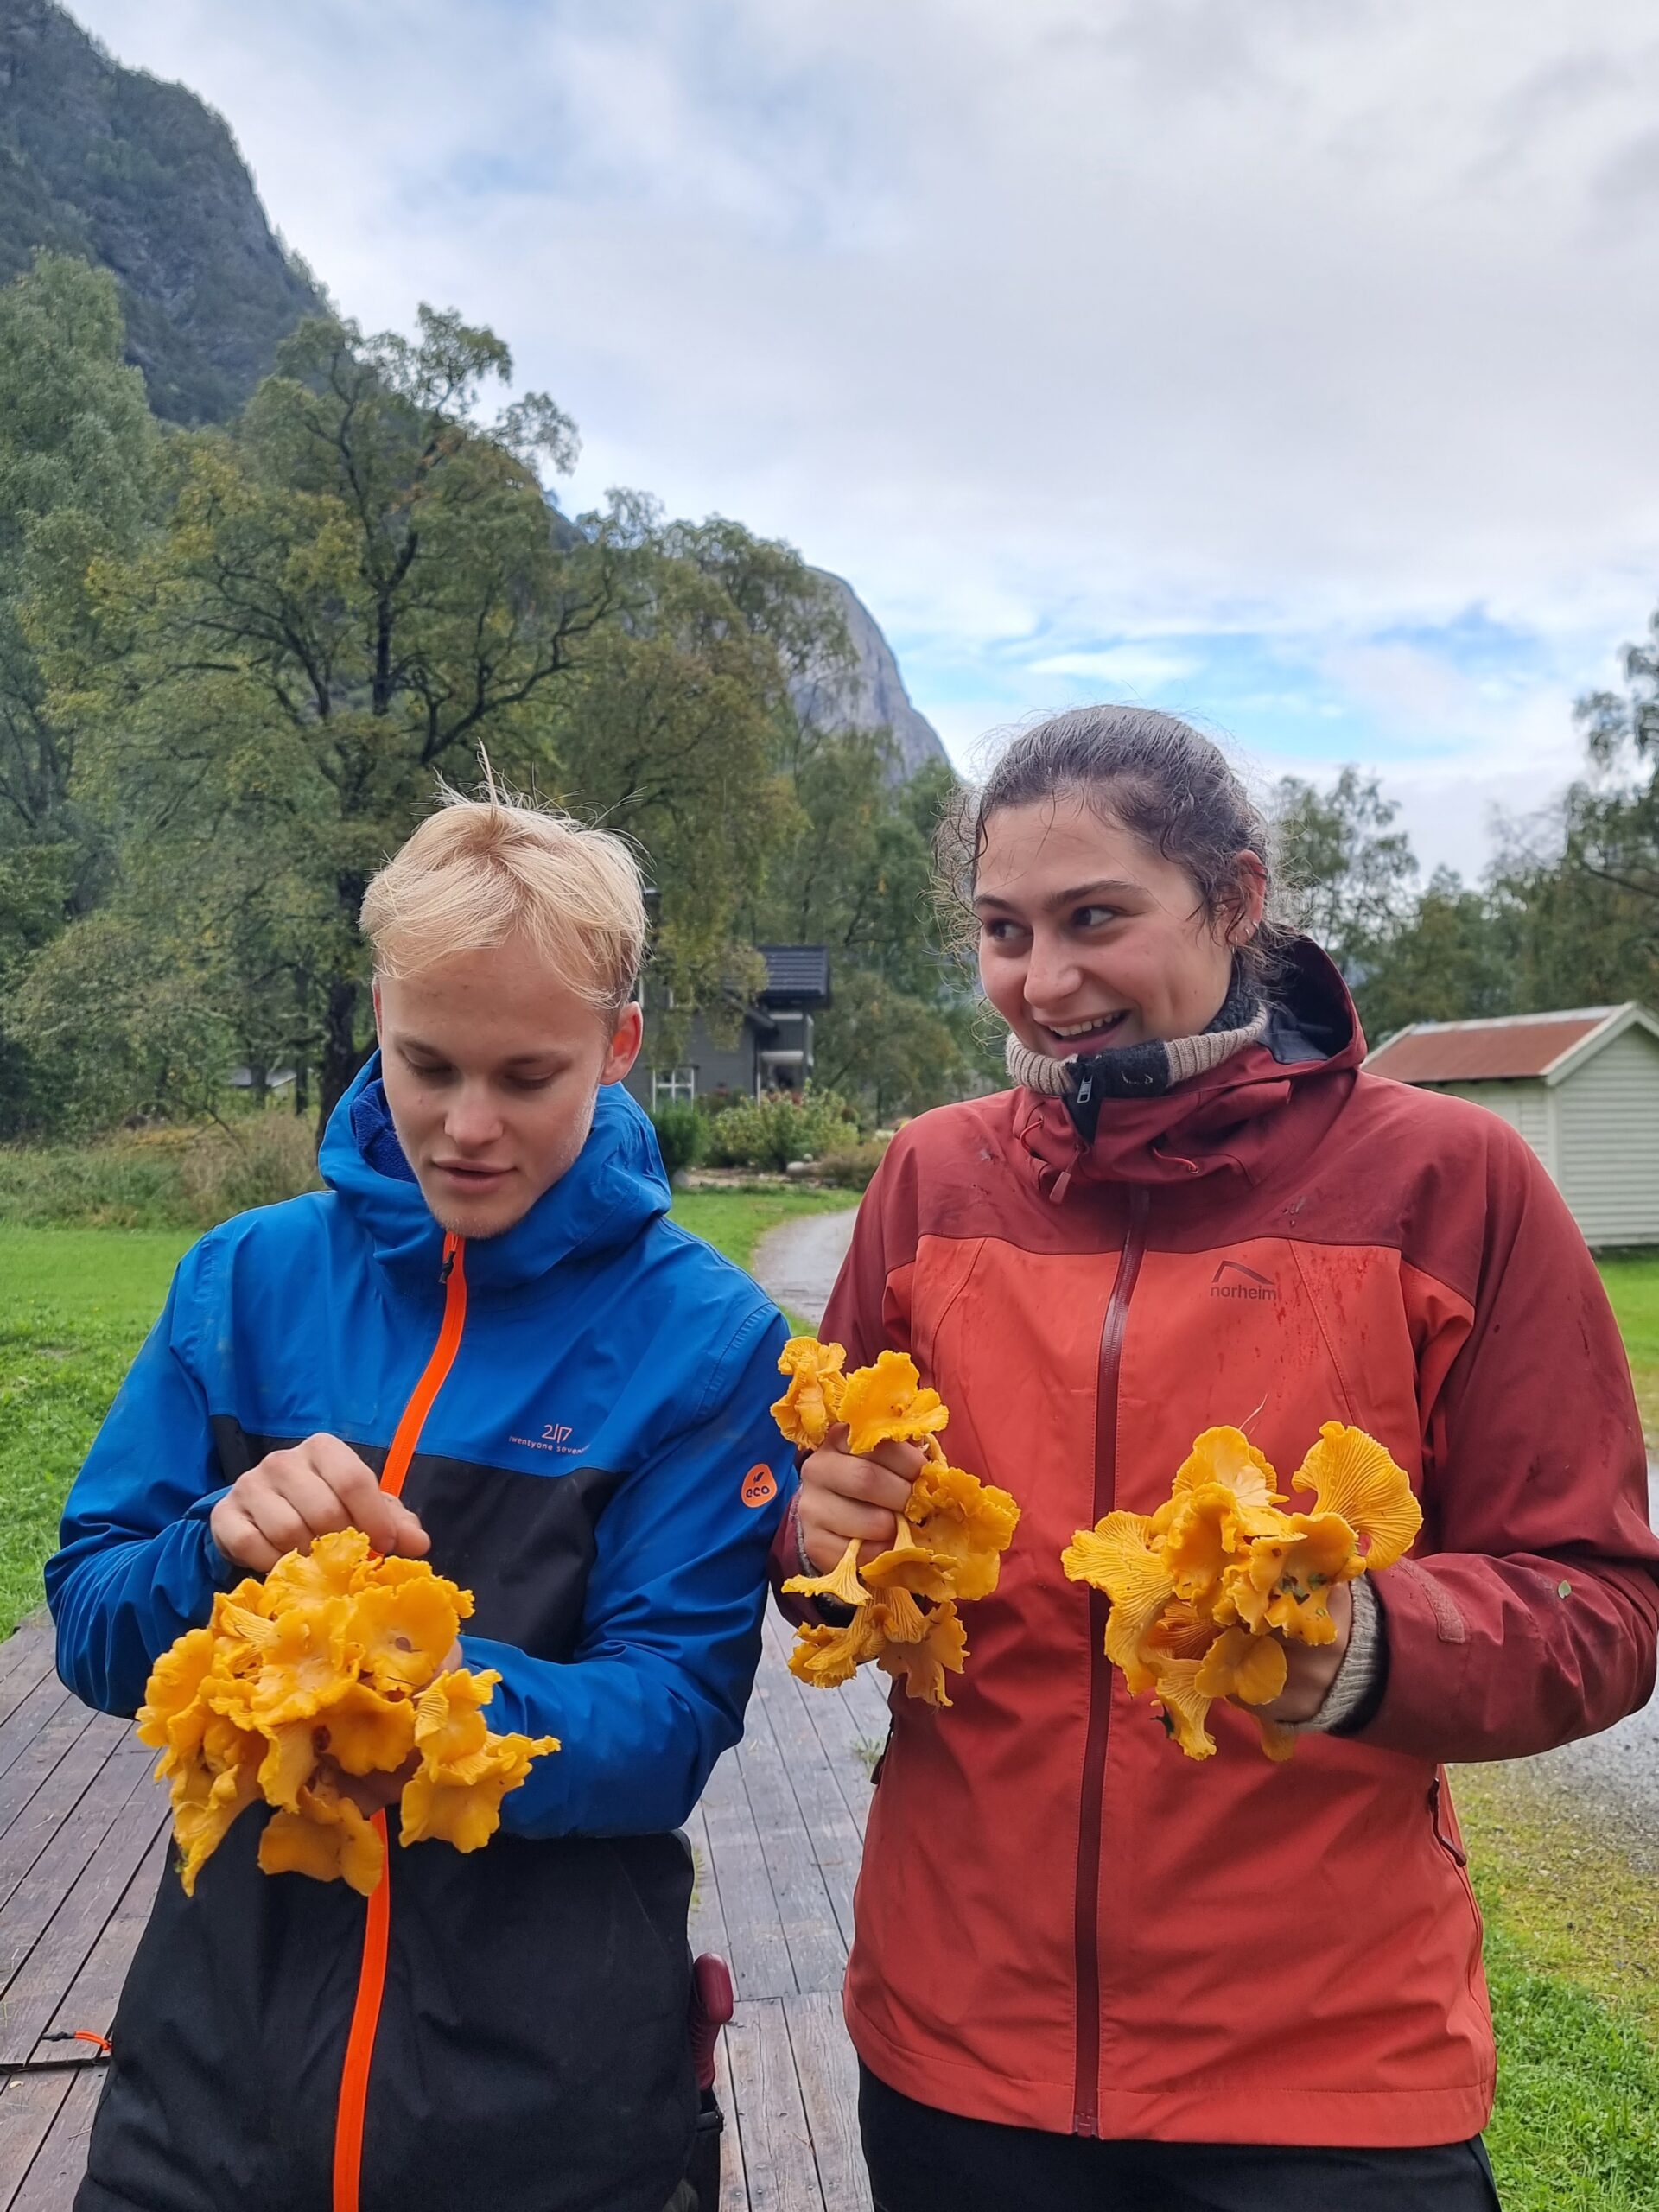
<box><xmin>860</xmin><ymin>2066</ymin><xmax>1502</xmax><ymax>2212</ymax></box>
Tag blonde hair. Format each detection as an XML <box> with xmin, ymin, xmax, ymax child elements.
<box><xmin>360</xmin><ymin>785</ymin><xmax>646</xmax><ymax>1013</ymax></box>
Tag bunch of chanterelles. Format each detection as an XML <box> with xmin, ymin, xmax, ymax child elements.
<box><xmin>138</xmin><ymin>1529</ymin><xmax>557</xmax><ymax>1894</ymax></box>
<box><xmin>1064</xmin><ymin>1422</ymin><xmax>1422</xmax><ymax>1760</ymax></box>
<box><xmin>774</xmin><ymin>1340</ymin><xmax>1020</xmax><ymax>1707</ymax></box>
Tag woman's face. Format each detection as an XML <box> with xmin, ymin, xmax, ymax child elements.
<box><xmin>974</xmin><ymin>792</ymin><xmax>1263</xmax><ymax>1058</ymax></box>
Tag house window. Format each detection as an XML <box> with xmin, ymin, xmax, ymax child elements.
<box><xmin>652</xmin><ymin>1066</ymin><xmax>696</xmax><ymax>1107</ymax></box>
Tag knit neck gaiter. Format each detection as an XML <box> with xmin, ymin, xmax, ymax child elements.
<box><xmin>1004</xmin><ymin>966</ymin><xmax>1270</xmax><ymax>1141</ymax></box>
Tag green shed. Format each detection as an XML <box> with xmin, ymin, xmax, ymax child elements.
<box><xmin>1364</xmin><ymin>1004</ymin><xmax>1659</xmax><ymax>1250</ymax></box>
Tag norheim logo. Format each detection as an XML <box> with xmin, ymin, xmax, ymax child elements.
<box><xmin>1210</xmin><ymin>1259</ymin><xmax>1279</xmax><ymax>1302</ymax></box>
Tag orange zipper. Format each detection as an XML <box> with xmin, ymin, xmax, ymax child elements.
<box><xmin>332</xmin><ymin>1230</ymin><xmax>468</xmax><ymax>2212</ymax></box>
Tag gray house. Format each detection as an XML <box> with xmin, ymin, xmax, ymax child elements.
<box><xmin>626</xmin><ymin>947</ymin><xmax>832</xmax><ymax>1113</ymax></box>
<box><xmin>1364</xmin><ymin>1004</ymin><xmax>1659</xmax><ymax>1248</ymax></box>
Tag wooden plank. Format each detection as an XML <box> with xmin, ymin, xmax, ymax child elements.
<box><xmin>684</xmin><ymin>1803</ymin><xmax>730</xmax><ymax>1968</ymax></box>
<box><xmin>38</xmin><ymin>1823</ymin><xmax>169</xmax><ymax>2059</ymax></box>
<box><xmin>0</xmin><ymin>2074</ymin><xmax>74</xmax><ymax>2211</ymax></box>
<box><xmin>0</xmin><ymin>1782</ymin><xmax>168</xmax><ymax>2062</ymax></box>
<box><xmin>785</xmin><ymin>1692</ymin><xmax>880</xmax><ymax>1847</ymax></box>
<box><xmin>8</xmin><ymin>2064</ymin><xmax>104</xmax><ymax>2212</ymax></box>
<box><xmin>839</xmin><ymin>1656</ymin><xmax>894</xmax><ymax>1748</ymax></box>
<box><xmin>760</xmin><ymin>1617</ymin><xmax>868</xmax><ymax>1831</ymax></box>
<box><xmin>0</xmin><ymin>1747</ymin><xmax>152</xmax><ymax>1988</ymax></box>
<box><xmin>769</xmin><ymin>1610</ymin><xmax>898</xmax><ymax>1831</ymax></box>
<box><xmin>0</xmin><ymin>1685</ymin><xmax>75</xmax><ymax>1795</ymax></box>
<box><xmin>784</xmin><ymin>1991</ymin><xmax>870</xmax><ymax>2212</ymax></box>
<box><xmin>0</xmin><ymin>1624</ymin><xmax>56</xmax><ymax>1721</ymax></box>
<box><xmin>733</xmin><ymin>1698</ymin><xmax>845</xmax><ymax>1997</ymax></box>
<box><xmin>697</xmin><ymin>1751</ymin><xmax>794</xmax><ymax>2003</ymax></box>
<box><xmin>751</xmin><ymin>1658</ymin><xmax>864</xmax><ymax>1953</ymax></box>
<box><xmin>714</xmin><ymin>2025</ymin><xmax>748</xmax><ymax>2212</ymax></box>
<box><xmin>760</xmin><ymin>1614</ymin><xmax>876</xmax><ymax>1844</ymax></box>
<box><xmin>724</xmin><ymin>1998</ymin><xmax>822</xmax><ymax>2212</ymax></box>
<box><xmin>0</xmin><ymin>1706</ymin><xmax>98</xmax><ymax>1855</ymax></box>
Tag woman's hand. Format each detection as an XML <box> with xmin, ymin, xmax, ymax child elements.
<box><xmin>797</xmin><ymin>1424</ymin><xmax>924</xmax><ymax>1575</ymax></box>
<box><xmin>209</xmin><ymin>1433</ymin><xmax>430</xmax><ymax>1574</ymax></box>
<box><xmin>1253</xmin><ymin>1581</ymin><xmax>1354</xmax><ymax>1726</ymax></box>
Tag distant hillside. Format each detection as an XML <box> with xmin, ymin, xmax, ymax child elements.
<box><xmin>0</xmin><ymin>0</ymin><xmax>321</xmax><ymax>421</ymax></box>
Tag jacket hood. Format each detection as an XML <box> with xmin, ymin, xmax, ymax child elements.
<box><xmin>1013</xmin><ymin>938</ymin><xmax>1364</xmax><ymax>1196</ymax></box>
<box><xmin>319</xmin><ymin>1056</ymin><xmax>671</xmax><ymax>1294</ymax></box>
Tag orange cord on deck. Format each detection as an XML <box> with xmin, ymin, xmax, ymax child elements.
<box><xmin>331</xmin><ymin>1232</ymin><xmax>467</xmax><ymax>2212</ymax></box>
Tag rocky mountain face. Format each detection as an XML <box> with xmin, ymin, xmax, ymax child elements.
<box><xmin>0</xmin><ymin>0</ymin><xmax>322</xmax><ymax>420</ymax></box>
<box><xmin>795</xmin><ymin>571</ymin><xmax>949</xmax><ymax>778</ymax></box>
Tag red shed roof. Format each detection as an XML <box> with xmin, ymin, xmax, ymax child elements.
<box><xmin>1364</xmin><ymin>1009</ymin><xmax>1616</xmax><ymax>1084</ymax></box>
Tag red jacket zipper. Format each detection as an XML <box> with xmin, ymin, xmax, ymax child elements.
<box><xmin>333</xmin><ymin>1230</ymin><xmax>468</xmax><ymax>2212</ymax></box>
<box><xmin>1071</xmin><ymin>1185</ymin><xmax>1148</xmax><ymax>2137</ymax></box>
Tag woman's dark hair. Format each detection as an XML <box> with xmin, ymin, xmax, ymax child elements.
<box><xmin>948</xmin><ymin>704</ymin><xmax>1292</xmax><ymax>987</ymax></box>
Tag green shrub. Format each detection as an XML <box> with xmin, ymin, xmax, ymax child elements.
<box><xmin>0</xmin><ymin>1116</ymin><xmax>321</xmax><ymax>1230</ymax></box>
<box><xmin>705</xmin><ymin>1087</ymin><xmax>860</xmax><ymax>1173</ymax></box>
<box><xmin>813</xmin><ymin>1137</ymin><xmax>890</xmax><ymax>1190</ymax></box>
<box><xmin>649</xmin><ymin>1103</ymin><xmax>708</xmax><ymax>1179</ymax></box>
<box><xmin>175</xmin><ymin>1118</ymin><xmax>321</xmax><ymax>1222</ymax></box>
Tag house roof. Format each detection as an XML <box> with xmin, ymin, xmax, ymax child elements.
<box><xmin>757</xmin><ymin>944</ymin><xmax>831</xmax><ymax>1007</ymax></box>
<box><xmin>1364</xmin><ymin>1004</ymin><xmax>1659</xmax><ymax>1086</ymax></box>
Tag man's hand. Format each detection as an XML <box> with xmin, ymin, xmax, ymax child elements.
<box><xmin>209</xmin><ymin>1433</ymin><xmax>430</xmax><ymax>1575</ymax></box>
<box><xmin>333</xmin><ymin>1752</ymin><xmax>421</xmax><ymax>1819</ymax></box>
<box><xmin>1254</xmin><ymin>1580</ymin><xmax>1354</xmax><ymax>1726</ymax></box>
<box><xmin>797</xmin><ymin>1424</ymin><xmax>923</xmax><ymax>1574</ymax></box>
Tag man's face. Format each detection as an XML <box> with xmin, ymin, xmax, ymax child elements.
<box><xmin>374</xmin><ymin>936</ymin><xmax>642</xmax><ymax>1240</ymax></box>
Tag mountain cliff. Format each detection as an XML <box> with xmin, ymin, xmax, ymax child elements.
<box><xmin>799</xmin><ymin>571</ymin><xmax>949</xmax><ymax>777</ymax></box>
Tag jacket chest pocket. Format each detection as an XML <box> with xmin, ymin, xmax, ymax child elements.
<box><xmin>906</xmin><ymin>1233</ymin><xmax>1118</xmax><ymax>1551</ymax></box>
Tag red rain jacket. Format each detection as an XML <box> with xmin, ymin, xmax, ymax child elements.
<box><xmin>806</xmin><ymin>944</ymin><xmax>1659</xmax><ymax>2147</ymax></box>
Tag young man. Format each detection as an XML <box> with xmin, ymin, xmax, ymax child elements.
<box><xmin>48</xmin><ymin>794</ymin><xmax>794</xmax><ymax>2212</ymax></box>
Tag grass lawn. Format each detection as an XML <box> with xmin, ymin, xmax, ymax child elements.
<box><xmin>3</xmin><ymin>1206</ymin><xmax>1656</xmax><ymax>2206</ymax></box>
<box><xmin>1459</xmin><ymin>1756</ymin><xmax>1659</xmax><ymax>2208</ymax></box>
<box><xmin>1599</xmin><ymin>1250</ymin><xmax>1659</xmax><ymax>1443</ymax></box>
<box><xmin>0</xmin><ymin>1225</ymin><xmax>194</xmax><ymax>1645</ymax></box>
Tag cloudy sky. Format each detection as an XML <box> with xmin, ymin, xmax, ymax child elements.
<box><xmin>70</xmin><ymin>0</ymin><xmax>1659</xmax><ymax>876</ymax></box>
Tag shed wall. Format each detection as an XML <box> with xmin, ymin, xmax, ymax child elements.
<box><xmin>1555</xmin><ymin>1026</ymin><xmax>1659</xmax><ymax>1248</ymax></box>
<box><xmin>1429</xmin><ymin>1079</ymin><xmax>1554</xmax><ymax>1175</ymax></box>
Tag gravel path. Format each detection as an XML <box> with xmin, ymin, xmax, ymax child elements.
<box><xmin>752</xmin><ymin>1206</ymin><xmax>857</xmax><ymax>1330</ymax></box>
<box><xmin>1522</xmin><ymin>1464</ymin><xmax>1659</xmax><ymax>1848</ymax></box>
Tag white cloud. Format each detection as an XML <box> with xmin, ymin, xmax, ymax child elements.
<box><xmin>64</xmin><ymin>0</ymin><xmax>1659</xmax><ymax>873</ymax></box>
<box><xmin>1026</xmin><ymin>646</ymin><xmax>1200</xmax><ymax>692</ymax></box>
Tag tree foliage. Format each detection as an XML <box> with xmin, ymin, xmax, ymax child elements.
<box><xmin>2</xmin><ymin>268</ymin><xmax>968</xmax><ymax>1140</ymax></box>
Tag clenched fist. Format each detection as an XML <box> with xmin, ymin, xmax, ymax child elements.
<box><xmin>209</xmin><ymin>1433</ymin><xmax>430</xmax><ymax>1575</ymax></box>
<box><xmin>796</xmin><ymin>1424</ymin><xmax>924</xmax><ymax>1575</ymax></box>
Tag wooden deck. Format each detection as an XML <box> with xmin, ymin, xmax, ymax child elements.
<box><xmin>0</xmin><ymin>1607</ymin><xmax>884</xmax><ymax>2211</ymax></box>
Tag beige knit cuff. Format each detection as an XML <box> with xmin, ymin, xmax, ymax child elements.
<box><xmin>1293</xmin><ymin>1572</ymin><xmax>1382</xmax><ymax>1735</ymax></box>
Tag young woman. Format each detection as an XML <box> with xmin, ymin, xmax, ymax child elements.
<box><xmin>788</xmin><ymin>706</ymin><xmax>1659</xmax><ymax>2212</ymax></box>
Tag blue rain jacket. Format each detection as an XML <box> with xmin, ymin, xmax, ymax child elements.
<box><xmin>47</xmin><ymin>1062</ymin><xmax>798</xmax><ymax>2212</ymax></box>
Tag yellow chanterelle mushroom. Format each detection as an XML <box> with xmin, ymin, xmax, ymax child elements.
<box><xmin>776</xmin><ymin>1341</ymin><xmax>1020</xmax><ymax>1708</ymax></box>
<box><xmin>1063</xmin><ymin>1423</ymin><xmax>1422</xmax><ymax>1762</ymax></box>
<box><xmin>137</xmin><ymin>1529</ymin><xmax>557</xmax><ymax>1894</ymax></box>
